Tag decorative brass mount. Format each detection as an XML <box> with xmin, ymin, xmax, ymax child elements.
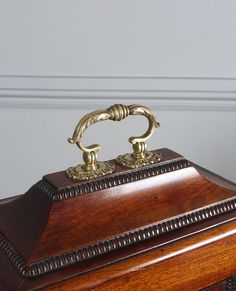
<box><xmin>66</xmin><ymin>104</ymin><xmax>161</xmax><ymax>181</ymax></box>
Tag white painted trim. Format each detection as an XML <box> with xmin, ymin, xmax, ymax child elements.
<box><xmin>1</xmin><ymin>75</ymin><xmax>236</xmax><ymax>92</ymax></box>
<box><xmin>0</xmin><ymin>75</ymin><xmax>236</xmax><ymax>110</ymax></box>
<box><xmin>1</xmin><ymin>74</ymin><xmax>236</xmax><ymax>80</ymax></box>
<box><xmin>0</xmin><ymin>96</ymin><xmax>235</xmax><ymax>111</ymax></box>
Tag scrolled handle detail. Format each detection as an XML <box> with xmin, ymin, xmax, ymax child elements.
<box><xmin>67</xmin><ymin>104</ymin><xmax>161</xmax><ymax>181</ymax></box>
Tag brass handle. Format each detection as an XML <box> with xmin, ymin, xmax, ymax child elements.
<box><xmin>67</xmin><ymin>104</ymin><xmax>161</xmax><ymax>181</ymax></box>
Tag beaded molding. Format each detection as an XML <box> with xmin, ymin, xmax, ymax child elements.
<box><xmin>0</xmin><ymin>195</ymin><xmax>236</xmax><ymax>278</ymax></box>
<box><xmin>36</xmin><ymin>158</ymin><xmax>191</xmax><ymax>200</ymax></box>
<box><xmin>225</xmin><ymin>275</ymin><xmax>236</xmax><ymax>291</ymax></box>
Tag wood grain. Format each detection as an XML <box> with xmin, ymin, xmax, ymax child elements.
<box><xmin>44</xmin><ymin>219</ymin><xmax>236</xmax><ymax>291</ymax></box>
<box><xmin>0</xmin><ymin>148</ymin><xmax>235</xmax><ymax>290</ymax></box>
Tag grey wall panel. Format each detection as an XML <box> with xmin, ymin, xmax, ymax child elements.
<box><xmin>0</xmin><ymin>1</ymin><xmax>236</xmax><ymax>198</ymax></box>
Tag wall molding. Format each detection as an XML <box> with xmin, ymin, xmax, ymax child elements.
<box><xmin>0</xmin><ymin>75</ymin><xmax>236</xmax><ymax>111</ymax></box>
<box><xmin>1</xmin><ymin>74</ymin><xmax>236</xmax><ymax>80</ymax></box>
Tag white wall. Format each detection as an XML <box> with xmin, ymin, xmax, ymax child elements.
<box><xmin>0</xmin><ymin>1</ymin><xmax>236</xmax><ymax>198</ymax></box>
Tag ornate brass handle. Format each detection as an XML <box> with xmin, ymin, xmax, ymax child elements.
<box><xmin>67</xmin><ymin>104</ymin><xmax>161</xmax><ymax>181</ymax></box>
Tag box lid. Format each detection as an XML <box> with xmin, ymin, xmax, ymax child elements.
<box><xmin>0</xmin><ymin>104</ymin><xmax>235</xmax><ymax>289</ymax></box>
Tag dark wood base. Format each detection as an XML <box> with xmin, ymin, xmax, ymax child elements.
<box><xmin>0</xmin><ymin>148</ymin><xmax>235</xmax><ymax>290</ymax></box>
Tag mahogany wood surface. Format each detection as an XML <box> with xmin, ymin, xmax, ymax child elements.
<box><xmin>0</xmin><ymin>148</ymin><xmax>235</xmax><ymax>290</ymax></box>
<box><xmin>44</xmin><ymin>219</ymin><xmax>236</xmax><ymax>291</ymax></box>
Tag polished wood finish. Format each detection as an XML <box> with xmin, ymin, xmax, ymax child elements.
<box><xmin>44</xmin><ymin>219</ymin><xmax>236</xmax><ymax>291</ymax></box>
<box><xmin>0</xmin><ymin>148</ymin><xmax>235</xmax><ymax>290</ymax></box>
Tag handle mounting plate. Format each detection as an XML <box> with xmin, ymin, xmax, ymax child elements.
<box><xmin>116</xmin><ymin>151</ymin><xmax>162</xmax><ymax>169</ymax></box>
<box><xmin>67</xmin><ymin>161</ymin><xmax>115</xmax><ymax>182</ymax></box>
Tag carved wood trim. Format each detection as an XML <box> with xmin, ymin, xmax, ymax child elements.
<box><xmin>36</xmin><ymin>159</ymin><xmax>191</xmax><ymax>200</ymax></box>
<box><xmin>225</xmin><ymin>275</ymin><xmax>236</xmax><ymax>291</ymax></box>
<box><xmin>0</xmin><ymin>195</ymin><xmax>236</xmax><ymax>278</ymax></box>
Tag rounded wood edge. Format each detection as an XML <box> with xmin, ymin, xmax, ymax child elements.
<box><xmin>42</xmin><ymin>219</ymin><xmax>236</xmax><ymax>291</ymax></box>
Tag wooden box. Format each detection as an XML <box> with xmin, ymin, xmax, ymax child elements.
<box><xmin>0</xmin><ymin>104</ymin><xmax>235</xmax><ymax>290</ymax></box>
